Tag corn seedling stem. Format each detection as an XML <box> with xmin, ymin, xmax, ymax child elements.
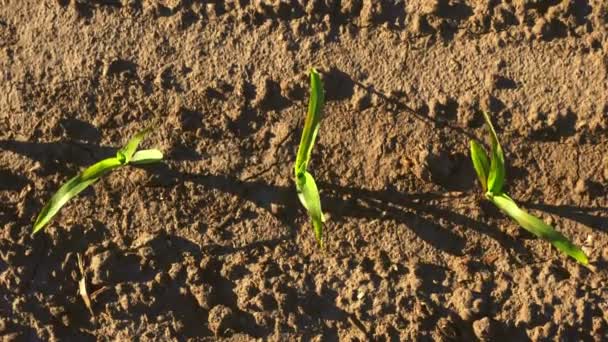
<box><xmin>470</xmin><ymin>113</ymin><xmax>589</xmax><ymax>266</ymax></box>
<box><xmin>294</xmin><ymin>68</ymin><xmax>326</xmax><ymax>247</ymax></box>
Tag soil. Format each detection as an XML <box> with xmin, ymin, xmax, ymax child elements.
<box><xmin>1</xmin><ymin>0</ymin><xmax>608</xmax><ymax>341</ymax></box>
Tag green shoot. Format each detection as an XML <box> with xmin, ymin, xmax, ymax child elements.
<box><xmin>470</xmin><ymin>113</ymin><xmax>589</xmax><ymax>266</ymax></box>
<box><xmin>294</xmin><ymin>68</ymin><xmax>326</xmax><ymax>247</ymax></box>
<box><xmin>33</xmin><ymin>128</ymin><xmax>163</xmax><ymax>234</ymax></box>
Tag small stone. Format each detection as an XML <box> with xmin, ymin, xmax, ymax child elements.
<box><xmin>208</xmin><ymin>305</ymin><xmax>234</xmax><ymax>336</ymax></box>
<box><xmin>205</xmin><ymin>3</ymin><xmax>220</xmax><ymax>19</ymax></box>
<box><xmin>472</xmin><ymin>317</ymin><xmax>495</xmax><ymax>341</ymax></box>
<box><xmin>191</xmin><ymin>284</ymin><xmax>215</xmax><ymax>310</ymax></box>
<box><xmin>357</xmin><ymin>286</ymin><xmax>366</xmax><ymax>300</ymax></box>
<box><xmin>436</xmin><ymin>317</ymin><xmax>458</xmax><ymax>340</ymax></box>
<box><xmin>472</xmin><ymin>298</ymin><xmax>486</xmax><ymax>315</ymax></box>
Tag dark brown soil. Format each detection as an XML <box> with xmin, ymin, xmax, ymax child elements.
<box><xmin>1</xmin><ymin>1</ymin><xmax>608</xmax><ymax>341</ymax></box>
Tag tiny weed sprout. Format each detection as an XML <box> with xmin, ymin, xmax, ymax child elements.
<box><xmin>33</xmin><ymin>128</ymin><xmax>163</xmax><ymax>234</ymax></box>
<box><xmin>294</xmin><ymin>68</ymin><xmax>326</xmax><ymax>247</ymax></box>
<box><xmin>470</xmin><ymin>113</ymin><xmax>589</xmax><ymax>266</ymax></box>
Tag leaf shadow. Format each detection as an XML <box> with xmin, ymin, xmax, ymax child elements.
<box><xmin>0</xmin><ymin>168</ymin><xmax>30</xmax><ymax>191</ymax></box>
<box><xmin>0</xmin><ymin>139</ymin><xmax>116</xmax><ymax>175</ymax></box>
<box><xmin>319</xmin><ymin>182</ymin><xmax>530</xmax><ymax>258</ymax></box>
<box><xmin>322</xmin><ymin>67</ymin><xmax>480</xmax><ymax>142</ymax></box>
<box><xmin>148</xmin><ymin>163</ymin><xmax>528</xmax><ymax>258</ymax></box>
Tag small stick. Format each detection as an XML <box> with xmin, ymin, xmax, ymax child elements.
<box><xmin>77</xmin><ymin>253</ymin><xmax>94</xmax><ymax>317</ymax></box>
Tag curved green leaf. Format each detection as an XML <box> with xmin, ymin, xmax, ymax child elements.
<box><xmin>33</xmin><ymin>157</ymin><xmax>124</xmax><ymax>234</ymax></box>
<box><xmin>33</xmin><ymin>175</ymin><xmax>99</xmax><ymax>234</ymax></box>
<box><xmin>296</xmin><ymin>171</ymin><xmax>325</xmax><ymax>247</ymax></box>
<box><xmin>33</xmin><ymin>127</ymin><xmax>163</xmax><ymax>234</ymax></box>
<box><xmin>294</xmin><ymin>68</ymin><xmax>325</xmax><ymax>177</ymax></box>
<box><xmin>130</xmin><ymin>149</ymin><xmax>164</xmax><ymax>165</ymax></box>
<box><xmin>293</xmin><ymin>68</ymin><xmax>326</xmax><ymax>247</ymax></box>
<box><xmin>491</xmin><ymin>194</ymin><xmax>589</xmax><ymax>266</ymax></box>
<box><xmin>117</xmin><ymin>127</ymin><xmax>153</xmax><ymax>164</ymax></box>
<box><xmin>80</xmin><ymin>157</ymin><xmax>123</xmax><ymax>180</ymax></box>
<box><xmin>470</xmin><ymin>140</ymin><xmax>490</xmax><ymax>192</ymax></box>
<box><xmin>483</xmin><ymin>112</ymin><xmax>506</xmax><ymax>195</ymax></box>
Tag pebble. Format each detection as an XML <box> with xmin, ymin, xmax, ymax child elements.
<box><xmin>191</xmin><ymin>284</ymin><xmax>215</xmax><ymax>310</ymax></box>
<box><xmin>208</xmin><ymin>305</ymin><xmax>234</xmax><ymax>336</ymax></box>
<box><xmin>472</xmin><ymin>317</ymin><xmax>495</xmax><ymax>341</ymax></box>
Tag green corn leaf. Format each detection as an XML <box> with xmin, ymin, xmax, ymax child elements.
<box><xmin>293</xmin><ymin>68</ymin><xmax>326</xmax><ymax>247</ymax></box>
<box><xmin>80</xmin><ymin>157</ymin><xmax>123</xmax><ymax>180</ymax></box>
<box><xmin>491</xmin><ymin>193</ymin><xmax>589</xmax><ymax>266</ymax></box>
<box><xmin>482</xmin><ymin>112</ymin><xmax>506</xmax><ymax>195</ymax></box>
<box><xmin>33</xmin><ymin>157</ymin><xmax>123</xmax><ymax>234</ymax></box>
<box><xmin>296</xmin><ymin>171</ymin><xmax>325</xmax><ymax>247</ymax></box>
<box><xmin>117</xmin><ymin>127</ymin><xmax>153</xmax><ymax>164</ymax></box>
<box><xmin>33</xmin><ymin>128</ymin><xmax>162</xmax><ymax>234</ymax></box>
<box><xmin>33</xmin><ymin>175</ymin><xmax>100</xmax><ymax>234</ymax></box>
<box><xmin>470</xmin><ymin>140</ymin><xmax>490</xmax><ymax>192</ymax></box>
<box><xmin>130</xmin><ymin>149</ymin><xmax>164</xmax><ymax>165</ymax></box>
<box><xmin>294</xmin><ymin>68</ymin><xmax>325</xmax><ymax>177</ymax></box>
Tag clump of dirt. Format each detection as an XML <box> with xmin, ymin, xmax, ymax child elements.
<box><xmin>1</xmin><ymin>0</ymin><xmax>608</xmax><ymax>340</ymax></box>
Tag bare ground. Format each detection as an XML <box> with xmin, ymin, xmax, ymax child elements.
<box><xmin>1</xmin><ymin>1</ymin><xmax>608</xmax><ymax>340</ymax></box>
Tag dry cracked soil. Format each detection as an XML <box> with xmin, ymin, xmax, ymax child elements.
<box><xmin>1</xmin><ymin>0</ymin><xmax>608</xmax><ymax>341</ymax></box>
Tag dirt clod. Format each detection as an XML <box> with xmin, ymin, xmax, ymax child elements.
<box><xmin>207</xmin><ymin>305</ymin><xmax>234</xmax><ymax>336</ymax></box>
<box><xmin>472</xmin><ymin>317</ymin><xmax>495</xmax><ymax>341</ymax></box>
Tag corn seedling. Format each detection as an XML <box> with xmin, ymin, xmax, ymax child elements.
<box><xmin>294</xmin><ymin>68</ymin><xmax>325</xmax><ymax>247</ymax></box>
<box><xmin>470</xmin><ymin>112</ymin><xmax>588</xmax><ymax>266</ymax></box>
<box><xmin>33</xmin><ymin>128</ymin><xmax>163</xmax><ymax>234</ymax></box>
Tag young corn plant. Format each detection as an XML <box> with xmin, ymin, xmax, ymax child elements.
<box><xmin>470</xmin><ymin>112</ymin><xmax>589</xmax><ymax>266</ymax></box>
<box><xmin>294</xmin><ymin>68</ymin><xmax>326</xmax><ymax>247</ymax></box>
<box><xmin>33</xmin><ymin>128</ymin><xmax>163</xmax><ymax>234</ymax></box>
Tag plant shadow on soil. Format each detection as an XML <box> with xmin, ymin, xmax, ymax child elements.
<box><xmin>323</xmin><ymin>67</ymin><xmax>480</xmax><ymax>142</ymax></box>
<box><xmin>0</xmin><ymin>140</ymin><xmax>116</xmax><ymax>175</ymax></box>
<box><xmin>147</xmin><ymin>163</ymin><xmax>533</xmax><ymax>260</ymax></box>
<box><xmin>3</xmin><ymin>142</ymin><xmax>603</xmax><ymax>340</ymax></box>
<box><xmin>0</xmin><ymin>145</ymin><xmax>359</xmax><ymax>339</ymax></box>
